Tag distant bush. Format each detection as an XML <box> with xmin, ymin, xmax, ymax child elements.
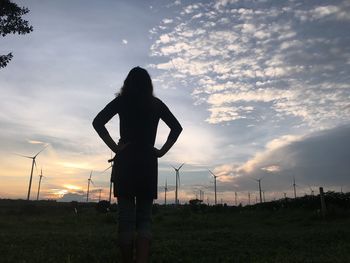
<box><xmin>19</xmin><ymin>203</ymin><xmax>41</xmax><ymax>215</ymax></box>
<box><xmin>96</xmin><ymin>200</ymin><xmax>110</xmax><ymax>213</ymax></box>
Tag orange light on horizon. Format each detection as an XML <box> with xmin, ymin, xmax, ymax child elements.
<box><xmin>50</xmin><ymin>189</ymin><xmax>68</xmax><ymax>198</ymax></box>
<box><xmin>58</xmin><ymin>161</ymin><xmax>92</xmax><ymax>170</ymax></box>
<box><xmin>63</xmin><ymin>184</ymin><xmax>82</xmax><ymax>191</ymax></box>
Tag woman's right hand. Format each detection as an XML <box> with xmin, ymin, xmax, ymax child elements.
<box><xmin>115</xmin><ymin>142</ymin><xmax>131</xmax><ymax>155</ymax></box>
<box><xmin>153</xmin><ymin>147</ymin><xmax>163</xmax><ymax>158</ymax></box>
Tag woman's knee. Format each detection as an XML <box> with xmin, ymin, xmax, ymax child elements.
<box><xmin>117</xmin><ymin>197</ymin><xmax>136</xmax><ymax>243</ymax></box>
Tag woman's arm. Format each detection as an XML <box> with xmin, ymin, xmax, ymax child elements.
<box><xmin>92</xmin><ymin>97</ymin><xmax>125</xmax><ymax>153</ymax></box>
<box><xmin>154</xmin><ymin>137</ymin><xmax>179</xmax><ymax>158</ymax></box>
<box><xmin>155</xmin><ymin>100</ymin><xmax>183</xmax><ymax>158</ymax></box>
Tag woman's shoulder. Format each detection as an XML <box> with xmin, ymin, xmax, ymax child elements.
<box><xmin>152</xmin><ymin>96</ymin><xmax>167</xmax><ymax>107</ymax></box>
<box><xmin>152</xmin><ymin>97</ymin><xmax>169</xmax><ymax>112</ymax></box>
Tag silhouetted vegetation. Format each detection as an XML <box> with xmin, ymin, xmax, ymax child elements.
<box><xmin>0</xmin><ymin>0</ymin><xmax>33</xmax><ymax>68</ymax></box>
<box><xmin>0</xmin><ymin>193</ymin><xmax>349</xmax><ymax>262</ymax></box>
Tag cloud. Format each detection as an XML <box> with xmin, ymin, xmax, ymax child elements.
<box><xmin>295</xmin><ymin>4</ymin><xmax>350</xmax><ymax>22</ymax></box>
<box><xmin>213</xmin><ymin>125</ymin><xmax>350</xmax><ymax>191</ymax></box>
<box><xmin>57</xmin><ymin>192</ymin><xmax>86</xmax><ymax>202</ymax></box>
<box><xmin>162</xmin><ymin>18</ymin><xmax>173</xmax><ymax>24</ymax></box>
<box><xmin>27</xmin><ymin>140</ymin><xmax>47</xmax><ymax>145</ymax></box>
<box><xmin>150</xmin><ymin>0</ymin><xmax>350</xmax><ymax>128</ymax></box>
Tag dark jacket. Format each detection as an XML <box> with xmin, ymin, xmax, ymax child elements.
<box><xmin>93</xmin><ymin>96</ymin><xmax>182</xmax><ymax>199</ymax></box>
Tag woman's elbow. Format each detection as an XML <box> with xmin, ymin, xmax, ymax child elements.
<box><xmin>176</xmin><ymin>125</ymin><xmax>183</xmax><ymax>138</ymax></box>
<box><xmin>92</xmin><ymin>117</ymin><xmax>101</xmax><ymax>131</ymax></box>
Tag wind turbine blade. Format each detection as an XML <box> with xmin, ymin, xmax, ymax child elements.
<box><xmin>34</xmin><ymin>159</ymin><xmax>38</xmax><ymax>174</ymax></box>
<box><xmin>13</xmin><ymin>153</ymin><xmax>33</xmax><ymax>159</ymax></box>
<box><xmin>90</xmin><ymin>180</ymin><xmax>95</xmax><ymax>186</ymax></box>
<box><xmin>34</xmin><ymin>145</ymin><xmax>48</xmax><ymax>158</ymax></box>
<box><xmin>89</xmin><ymin>170</ymin><xmax>93</xmax><ymax>179</ymax></box>
<box><xmin>178</xmin><ymin>163</ymin><xmax>185</xmax><ymax>170</ymax></box>
<box><xmin>102</xmin><ymin>165</ymin><xmax>112</xmax><ymax>173</ymax></box>
<box><xmin>171</xmin><ymin>165</ymin><xmax>177</xmax><ymax>170</ymax></box>
<box><xmin>209</xmin><ymin>170</ymin><xmax>216</xmax><ymax>177</ymax></box>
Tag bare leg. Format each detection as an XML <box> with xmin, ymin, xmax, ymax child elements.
<box><xmin>135</xmin><ymin>198</ymin><xmax>153</xmax><ymax>263</ymax></box>
<box><xmin>118</xmin><ymin>197</ymin><xmax>136</xmax><ymax>263</ymax></box>
<box><xmin>136</xmin><ymin>237</ymin><xmax>151</xmax><ymax>263</ymax></box>
<box><xmin>119</xmin><ymin>242</ymin><xmax>134</xmax><ymax>263</ymax></box>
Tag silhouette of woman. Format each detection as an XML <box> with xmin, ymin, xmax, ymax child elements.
<box><xmin>92</xmin><ymin>67</ymin><xmax>182</xmax><ymax>263</ymax></box>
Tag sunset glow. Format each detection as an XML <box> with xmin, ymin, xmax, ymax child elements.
<box><xmin>1</xmin><ymin>0</ymin><xmax>349</xmax><ymax>204</ymax></box>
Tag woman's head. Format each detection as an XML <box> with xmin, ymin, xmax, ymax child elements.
<box><xmin>118</xmin><ymin>67</ymin><xmax>154</xmax><ymax>99</ymax></box>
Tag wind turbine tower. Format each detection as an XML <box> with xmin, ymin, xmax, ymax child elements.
<box><xmin>164</xmin><ymin>178</ymin><xmax>168</xmax><ymax>205</ymax></box>
<box><xmin>308</xmin><ymin>185</ymin><xmax>315</xmax><ymax>196</ymax></box>
<box><xmin>262</xmin><ymin>190</ymin><xmax>266</xmax><ymax>202</ymax></box>
<box><xmin>107</xmin><ymin>152</ymin><xmax>114</xmax><ymax>203</ymax></box>
<box><xmin>86</xmin><ymin>171</ymin><xmax>94</xmax><ymax>202</ymax></box>
<box><xmin>209</xmin><ymin>170</ymin><xmax>219</xmax><ymax>205</ymax></box>
<box><xmin>199</xmin><ymin>190</ymin><xmax>204</xmax><ymax>201</ymax></box>
<box><xmin>248</xmin><ymin>192</ymin><xmax>251</xmax><ymax>205</ymax></box>
<box><xmin>253</xmin><ymin>178</ymin><xmax>263</xmax><ymax>203</ymax></box>
<box><xmin>16</xmin><ymin>145</ymin><xmax>48</xmax><ymax>200</ymax></box>
<box><xmin>172</xmin><ymin>163</ymin><xmax>184</xmax><ymax>205</ymax></box>
<box><xmin>292</xmin><ymin>176</ymin><xmax>297</xmax><ymax>198</ymax></box>
<box><xmin>98</xmin><ymin>189</ymin><xmax>102</xmax><ymax>202</ymax></box>
<box><xmin>36</xmin><ymin>168</ymin><xmax>44</xmax><ymax>201</ymax></box>
<box><xmin>235</xmin><ymin>192</ymin><xmax>237</xmax><ymax>206</ymax></box>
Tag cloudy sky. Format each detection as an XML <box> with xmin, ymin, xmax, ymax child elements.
<box><xmin>1</xmin><ymin>0</ymin><xmax>349</xmax><ymax>204</ymax></box>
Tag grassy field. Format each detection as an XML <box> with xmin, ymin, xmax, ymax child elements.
<box><xmin>0</xmin><ymin>199</ymin><xmax>350</xmax><ymax>263</ymax></box>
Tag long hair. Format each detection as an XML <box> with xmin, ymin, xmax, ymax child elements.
<box><xmin>117</xmin><ymin>67</ymin><xmax>154</xmax><ymax>101</ymax></box>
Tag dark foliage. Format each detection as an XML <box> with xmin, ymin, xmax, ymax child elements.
<box><xmin>96</xmin><ymin>200</ymin><xmax>110</xmax><ymax>213</ymax></box>
<box><xmin>0</xmin><ymin>52</ymin><xmax>12</xmax><ymax>68</ymax></box>
<box><xmin>0</xmin><ymin>0</ymin><xmax>33</xmax><ymax>68</ymax></box>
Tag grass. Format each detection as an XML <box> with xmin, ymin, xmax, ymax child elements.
<box><xmin>0</xmin><ymin>199</ymin><xmax>350</xmax><ymax>263</ymax></box>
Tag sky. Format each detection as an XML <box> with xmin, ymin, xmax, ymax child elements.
<box><xmin>1</xmin><ymin>0</ymin><xmax>349</xmax><ymax>205</ymax></box>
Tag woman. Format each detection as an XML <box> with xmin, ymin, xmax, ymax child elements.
<box><xmin>92</xmin><ymin>67</ymin><xmax>182</xmax><ymax>263</ymax></box>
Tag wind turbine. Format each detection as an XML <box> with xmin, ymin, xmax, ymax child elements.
<box><xmin>36</xmin><ymin>168</ymin><xmax>44</xmax><ymax>201</ymax></box>
<box><xmin>308</xmin><ymin>184</ymin><xmax>315</xmax><ymax>196</ymax></box>
<box><xmin>164</xmin><ymin>178</ymin><xmax>168</xmax><ymax>205</ymax></box>
<box><xmin>103</xmin><ymin>162</ymin><xmax>113</xmax><ymax>203</ymax></box>
<box><xmin>251</xmin><ymin>177</ymin><xmax>264</xmax><ymax>203</ymax></box>
<box><xmin>209</xmin><ymin>170</ymin><xmax>220</xmax><ymax>205</ymax></box>
<box><xmin>262</xmin><ymin>190</ymin><xmax>266</xmax><ymax>202</ymax></box>
<box><xmin>234</xmin><ymin>192</ymin><xmax>238</xmax><ymax>206</ymax></box>
<box><xmin>16</xmin><ymin>145</ymin><xmax>48</xmax><ymax>200</ymax></box>
<box><xmin>106</xmin><ymin>151</ymin><xmax>115</xmax><ymax>203</ymax></box>
<box><xmin>86</xmin><ymin>171</ymin><xmax>94</xmax><ymax>202</ymax></box>
<box><xmin>171</xmin><ymin>163</ymin><xmax>184</xmax><ymax>205</ymax></box>
<box><xmin>292</xmin><ymin>176</ymin><xmax>298</xmax><ymax>198</ymax></box>
<box><xmin>98</xmin><ymin>189</ymin><xmax>102</xmax><ymax>202</ymax></box>
<box><xmin>199</xmin><ymin>189</ymin><xmax>204</xmax><ymax>201</ymax></box>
